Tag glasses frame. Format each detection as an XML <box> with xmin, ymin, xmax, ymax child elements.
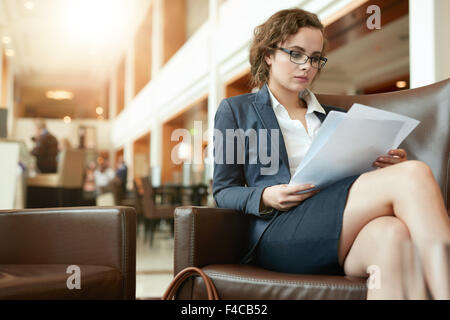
<box><xmin>277</xmin><ymin>47</ymin><xmax>328</xmax><ymax>70</ymax></box>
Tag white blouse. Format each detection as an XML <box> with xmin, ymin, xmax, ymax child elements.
<box><xmin>267</xmin><ymin>87</ymin><xmax>326</xmax><ymax>177</ymax></box>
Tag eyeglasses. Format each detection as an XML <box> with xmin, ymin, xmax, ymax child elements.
<box><xmin>277</xmin><ymin>47</ymin><xmax>328</xmax><ymax>70</ymax></box>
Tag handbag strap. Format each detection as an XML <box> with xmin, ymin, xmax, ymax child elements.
<box><xmin>162</xmin><ymin>267</ymin><xmax>219</xmax><ymax>300</ymax></box>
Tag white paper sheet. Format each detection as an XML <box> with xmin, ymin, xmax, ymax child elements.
<box><xmin>289</xmin><ymin>104</ymin><xmax>420</xmax><ymax>190</ymax></box>
<box><xmin>296</xmin><ymin>110</ymin><xmax>346</xmax><ymax>173</ymax></box>
<box><xmin>346</xmin><ymin>103</ymin><xmax>420</xmax><ymax>148</ymax></box>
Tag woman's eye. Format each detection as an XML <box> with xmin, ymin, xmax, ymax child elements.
<box><xmin>311</xmin><ymin>57</ymin><xmax>320</xmax><ymax>63</ymax></box>
<box><xmin>291</xmin><ymin>52</ymin><xmax>302</xmax><ymax>58</ymax></box>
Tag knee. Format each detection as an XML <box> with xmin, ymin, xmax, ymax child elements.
<box><xmin>374</xmin><ymin>218</ymin><xmax>411</xmax><ymax>281</ymax></box>
<box><xmin>369</xmin><ymin>217</ymin><xmax>411</xmax><ymax>259</ymax></box>
<box><xmin>381</xmin><ymin>217</ymin><xmax>411</xmax><ymax>247</ymax></box>
<box><xmin>358</xmin><ymin>217</ymin><xmax>410</xmax><ymax>276</ymax></box>
<box><xmin>397</xmin><ymin>160</ymin><xmax>435</xmax><ymax>187</ymax></box>
<box><xmin>363</xmin><ymin>217</ymin><xmax>411</xmax><ymax>257</ymax></box>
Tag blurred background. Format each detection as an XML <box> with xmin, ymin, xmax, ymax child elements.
<box><xmin>0</xmin><ymin>0</ymin><xmax>449</xmax><ymax>298</ymax></box>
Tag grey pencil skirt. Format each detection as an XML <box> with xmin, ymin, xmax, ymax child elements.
<box><xmin>254</xmin><ymin>175</ymin><xmax>360</xmax><ymax>276</ymax></box>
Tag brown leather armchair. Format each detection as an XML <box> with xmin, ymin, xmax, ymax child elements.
<box><xmin>27</xmin><ymin>149</ymin><xmax>86</xmax><ymax>208</ymax></box>
<box><xmin>173</xmin><ymin>78</ymin><xmax>450</xmax><ymax>300</ymax></box>
<box><xmin>0</xmin><ymin>206</ymin><xmax>136</xmax><ymax>300</ymax></box>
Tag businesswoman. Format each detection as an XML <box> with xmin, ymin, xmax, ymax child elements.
<box><xmin>212</xmin><ymin>8</ymin><xmax>450</xmax><ymax>299</ymax></box>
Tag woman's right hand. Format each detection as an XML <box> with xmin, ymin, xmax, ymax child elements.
<box><xmin>261</xmin><ymin>184</ymin><xmax>320</xmax><ymax>212</ymax></box>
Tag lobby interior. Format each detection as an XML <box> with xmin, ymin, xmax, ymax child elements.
<box><xmin>0</xmin><ymin>0</ymin><xmax>449</xmax><ymax>300</ymax></box>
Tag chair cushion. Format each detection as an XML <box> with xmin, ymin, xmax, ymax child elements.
<box><xmin>0</xmin><ymin>264</ymin><xmax>123</xmax><ymax>299</ymax></box>
<box><xmin>191</xmin><ymin>264</ymin><xmax>367</xmax><ymax>300</ymax></box>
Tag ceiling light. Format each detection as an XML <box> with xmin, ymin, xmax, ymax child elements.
<box><xmin>24</xmin><ymin>1</ymin><xmax>35</xmax><ymax>10</ymax></box>
<box><xmin>189</xmin><ymin>128</ymin><xmax>198</xmax><ymax>136</ymax></box>
<box><xmin>5</xmin><ymin>49</ymin><xmax>15</xmax><ymax>57</ymax></box>
<box><xmin>63</xmin><ymin>116</ymin><xmax>72</xmax><ymax>124</ymax></box>
<box><xmin>66</xmin><ymin>0</ymin><xmax>125</xmax><ymax>42</ymax></box>
<box><xmin>2</xmin><ymin>36</ymin><xmax>11</xmax><ymax>44</ymax></box>
<box><xmin>96</xmin><ymin>106</ymin><xmax>104</xmax><ymax>115</ymax></box>
<box><xmin>46</xmin><ymin>90</ymin><xmax>74</xmax><ymax>100</ymax></box>
<box><xmin>396</xmin><ymin>81</ymin><xmax>407</xmax><ymax>88</ymax></box>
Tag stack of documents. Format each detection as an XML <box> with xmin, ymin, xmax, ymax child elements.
<box><xmin>289</xmin><ymin>103</ymin><xmax>420</xmax><ymax>191</ymax></box>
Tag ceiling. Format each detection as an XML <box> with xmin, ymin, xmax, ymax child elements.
<box><xmin>0</xmin><ymin>0</ymin><xmax>152</xmax><ymax>89</ymax></box>
<box><xmin>314</xmin><ymin>14</ymin><xmax>410</xmax><ymax>93</ymax></box>
<box><xmin>1</xmin><ymin>0</ymin><xmax>410</xmax><ymax>116</ymax></box>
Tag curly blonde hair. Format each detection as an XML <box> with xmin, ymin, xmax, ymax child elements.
<box><xmin>249</xmin><ymin>8</ymin><xmax>326</xmax><ymax>88</ymax></box>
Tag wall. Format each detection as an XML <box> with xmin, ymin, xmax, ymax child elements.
<box><xmin>1</xmin><ymin>48</ymin><xmax>7</xmax><ymax>108</ymax></box>
<box><xmin>13</xmin><ymin>118</ymin><xmax>111</xmax><ymax>152</ymax></box>
<box><xmin>186</xmin><ymin>0</ymin><xmax>209</xmax><ymax>39</ymax></box>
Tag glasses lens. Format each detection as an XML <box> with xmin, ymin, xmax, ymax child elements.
<box><xmin>290</xmin><ymin>52</ymin><xmax>326</xmax><ymax>69</ymax></box>
<box><xmin>290</xmin><ymin>52</ymin><xmax>308</xmax><ymax>64</ymax></box>
<box><xmin>310</xmin><ymin>57</ymin><xmax>320</xmax><ymax>69</ymax></box>
<box><xmin>310</xmin><ymin>57</ymin><xmax>326</xmax><ymax>69</ymax></box>
<box><xmin>317</xmin><ymin>58</ymin><xmax>326</xmax><ymax>70</ymax></box>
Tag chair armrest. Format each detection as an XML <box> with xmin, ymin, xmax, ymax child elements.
<box><xmin>0</xmin><ymin>206</ymin><xmax>136</xmax><ymax>299</ymax></box>
<box><xmin>174</xmin><ymin>206</ymin><xmax>250</xmax><ymax>274</ymax></box>
<box><xmin>27</xmin><ymin>174</ymin><xmax>60</xmax><ymax>187</ymax></box>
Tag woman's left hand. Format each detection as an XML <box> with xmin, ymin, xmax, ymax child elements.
<box><xmin>373</xmin><ymin>148</ymin><xmax>408</xmax><ymax>168</ymax></box>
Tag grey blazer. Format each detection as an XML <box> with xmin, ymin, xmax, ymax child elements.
<box><xmin>212</xmin><ymin>84</ymin><xmax>345</xmax><ymax>263</ymax></box>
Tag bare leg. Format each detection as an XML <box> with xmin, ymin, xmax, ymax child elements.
<box><xmin>343</xmin><ymin>216</ymin><xmax>411</xmax><ymax>299</ymax></box>
<box><xmin>337</xmin><ymin>160</ymin><xmax>450</xmax><ymax>299</ymax></box>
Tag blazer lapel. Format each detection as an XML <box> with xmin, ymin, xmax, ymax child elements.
<box><xmin>314</xmin><ymin>110</ymin><xmax>326</xmax><ymax>123</ymax></box>
<box><xmin>251</xmin><ymin>84</ymin><xmax>290</xmax><ymax>179</ymax></box>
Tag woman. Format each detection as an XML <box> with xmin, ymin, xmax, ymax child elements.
<box><xmin>212</xmin><ymin>8</ymin><xmax>450</xmax><ymax>299</ymax></box>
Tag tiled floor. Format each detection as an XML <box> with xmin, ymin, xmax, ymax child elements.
<box><xmin>135</xmin><ymin>221</ymin><xmax>174</xmax><ymax>299</ymax></box>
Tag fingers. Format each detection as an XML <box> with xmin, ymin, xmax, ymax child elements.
<box><xmin>373</xmin><ymin>160</ymin><xmax>391</xmax><ymax>168</ymax></box>
<box><xmin>373</xmin><ymin>149</ymin><xmax>407</xmax><ymax>168</ymax></box>
<box><xmin>388</xmin><ymin>148</ymin><xmax>407</xmax><ymax>159</ymax></box>
<box><xmin>279</xmin><ymin>190</ymin><xmax>320</xmax><ymax>210</ymax></box>
<box><xmin>284</xmin><ymin>184</ymin><xmax>316</xmax><ymax>194</ymax></box>
<box><xmin>373</xmin><ymin>158</ymin><xmax>399</xmax><ymax>168</ymax></box>
<box><xmin>374</xmin><ymin>156</ymin><xmax>401</xmax><ymax>165</ymax></box>
<box><xmin>271</xmin><ymin>184</ymin><xmax>320</xmax><ymax>211</ymax></box>
<box><xmin>286</xmin><ymin>189</ymin><xmax>319</xmax><ymax>201</ymax></box>
<box><xmin>374</xmin><ymin>148</ymin><xmax>407</xmax><ymax>167</ymax></box>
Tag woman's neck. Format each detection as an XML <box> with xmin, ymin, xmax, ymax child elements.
<box><xmin>267</xmin><ymin>82</ymin><xmax>306</xmax><ymax>110</ymax></box>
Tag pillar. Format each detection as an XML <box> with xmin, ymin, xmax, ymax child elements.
<box><xmin>409</xmin><ymin>0</ymin><xmax>450</xmax><ymax>88</ymax></box>
<box><xmin>150</xmin><ymin>118</ymin><xmax>162</xmax><ymax>186</ymax></box>
<box><xmin>207</xmin><ymin>0</ymin><xmax>223</xmax><ymax>181</ymax></box>
<box><xmin>152</xmin><ymin>0</ymin><xmax>164</xmax><ymax>79</ymax></box>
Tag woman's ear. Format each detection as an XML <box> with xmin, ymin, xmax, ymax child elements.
<box><xmin>264</xmin><ymin>54</ymin><xmax>272</xmax><ymax>66</ymax></box>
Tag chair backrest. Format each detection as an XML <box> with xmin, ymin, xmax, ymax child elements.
<box><xmin>57</xmin><ymin>149</ymin><xmax>85</xmax><ymax>188</ymax></box>
<box><xmin>111</xmin><ymin>177</ymin><xmax>124</xmax><ymax>205</ymax></box>
<box><xmin>316</xmin><ymin>78</ymin><xmax>450</xmax><ymax>208</ymax></box>
<box><xmin>130</xmin><ymin>178</ymin><xmax>143</xmax><ymax>216</ymax></box>
<box><xmin>139</xmin><ymin>176</ymin><xmax>156</xmax><ymax>218</ymax></box>
<box><xmin>96</xmin><ymin>192</ymin><xmax>116</xmax><ymax>206</ymax></box>
<box><xmin>133</xmin><ymin>177</ymin><xmax>144</xmax><ymax>197</ymax></box>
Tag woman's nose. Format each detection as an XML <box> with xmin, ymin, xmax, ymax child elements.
<box><xmin>299</xmin><ymin>62</ymin><xmax>311</xmax><ymax>71</ymax></box>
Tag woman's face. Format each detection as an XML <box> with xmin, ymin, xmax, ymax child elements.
<box><xmin>265</xmin><ymin>27</ymin><xmax>324</xmax><ymax>94</ymax></box>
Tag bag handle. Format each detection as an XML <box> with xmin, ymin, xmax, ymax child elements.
<box><xmin>162</xmin><ymin>267</ymin><xmax>219</xmax><ymax>300</ymax></box>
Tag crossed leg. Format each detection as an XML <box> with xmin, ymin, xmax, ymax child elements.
<box><xmin>337</xmin><ymin>160</ymin><xmax>450</xmax><ymax>299</ymax></box>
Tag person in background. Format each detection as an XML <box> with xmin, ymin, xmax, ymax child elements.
<box><xmin>56</xmin><ymin>138</ymin><xmax>72</xmax><ymax>163</ymax></box>
<box><xmin>31</xmin><ymin>119</ymin><xmax>58</xmax><ymax>173</ymax></box>
<box><xmin>94</xmin><ymin>156</ymin><xmax>115</xmax><ymax>195</ymax></box>
<box><xmin>83</xmin><ymin>161</ymin><xmax>97</xmax><ymax>193</ymax></box>
<box><xmin>115</xmin><ymin>155</ymin><xmax>128</xmax><ymax>193</ymax></box>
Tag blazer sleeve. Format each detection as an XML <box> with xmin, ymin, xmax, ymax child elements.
<box><xmin>212</xmin><ymin>99</ymin><xmax>266</xmax><ymax>216</ymax></box>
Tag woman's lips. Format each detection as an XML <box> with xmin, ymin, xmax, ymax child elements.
<box><xmin>294</xmin><ymin>76</ymin><xmax>308</xmax><ymax>82</ymax></box>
